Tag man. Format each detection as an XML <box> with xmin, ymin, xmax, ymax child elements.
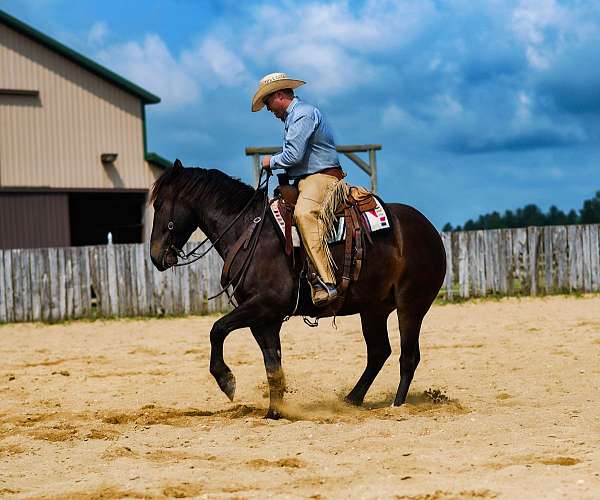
<box><xmin>252</xmin><ymin>72</ymin><xmax>347</xmax><ymax>307</ymax></box>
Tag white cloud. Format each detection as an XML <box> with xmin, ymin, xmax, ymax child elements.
<box><xmin>436</xmin><ymin>93</ymin><xmax>463</xmax><ymax>117</ymax></box>
<box><xmin>512</xmin><ymin>0</ymin><xmax>571</xmax><ymax>68</ymax></box>
<box><xmin>87</xmin><ymin>0</ymin><xmax>437</xmax><ymax>105</ymax></box>
<box><xmin>382</xmin><ymin>103</ymin><xmax>408</xmax><ymax>128</ymax></box>
<box><xmin>170</xmin><ymin>129</ymin><xmax>214</xmax><ymax>146</ymax></box>
<box><xmin>496</xmin><ymin>164</ymin><xmax>565</xmax><ymax>181</ymax></box>
<box><xmin>242</xmin><ymin>0</ymin><xmax>435</xmax><ymax>97</ymax></box>
<box><xmin>548</xmin><ymin>167</ymin><xmax>564</xmax><ymax>179</ymax></box>
<box><xmin>87</xmin><ymin>21</ymin><xmax>108</xmax><ymax>46</ymax></box>
<box><xmin>515</xmin><ymin>90</ymin><xmax>531</xmax><ymax>121</ymax></box>
<box><xmin>97</xmin><ymin>34</ymin><xmax>199</xmax><ymax>109</ymax></box>
<box><xmin>181</xmin><ymin>36</ymin><xmax>250</xmax><ymax>88</ymax></box>
<box><xmin>381</xmin><ymin>102</ymin><xmax>429</xmax><ymax>135</ymax></box>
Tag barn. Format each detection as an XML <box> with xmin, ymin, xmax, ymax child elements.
<box><xmin>0</xmin><ymin>9</ymin><xmax>169</xmax><ymax>250</ymax></box>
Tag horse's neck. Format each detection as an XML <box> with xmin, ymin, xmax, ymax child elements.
<box><xmin>191</xmin><ymin>190</ymin><xmax>252</xmax><ymax>258</ymax></box>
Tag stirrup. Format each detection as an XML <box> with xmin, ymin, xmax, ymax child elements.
<box><xmin>309</xmin><ymin>276</ymin><xmax>338</xmax><ymax>307</ymax></box>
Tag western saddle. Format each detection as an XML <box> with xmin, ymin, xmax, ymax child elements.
<box><xmin>274</xmin><ymin>173</ymin><xmax>377</xmax><ymax>313</ymax></box>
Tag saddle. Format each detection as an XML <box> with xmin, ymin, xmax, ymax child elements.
<box><xmin>274</xmin><ymin>175</ymin><xmax>378</xmax><ymax>311</ymax></box>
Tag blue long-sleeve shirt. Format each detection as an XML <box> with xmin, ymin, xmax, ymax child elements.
<box><xmin>269</xmin><ymin>97</ymin><xmax>341</xmax><ymax>179</ymax></box>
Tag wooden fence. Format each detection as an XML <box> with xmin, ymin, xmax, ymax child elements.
<box><xmin>1</xmin><ymin>223</ymin><xmax>600</xmax><ymax>323</ymax></box>
<box><xmin>441</xmin><ymin>224</ymin><xmax>600</xmax><ymax>299</ymax></box>
<box><xmin>0</xmin><ymin>243</ymin><xmax>229</xmax><ymax>323</ymax></box>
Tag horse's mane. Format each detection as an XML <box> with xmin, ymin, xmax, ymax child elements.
<box><xmin>150</xmin><ymin>167</ymin><xmax>256</xmax><ymax>215</ymax></box>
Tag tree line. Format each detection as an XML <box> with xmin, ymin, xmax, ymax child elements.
<box><xmin>443</xmin><ymin>191</ymin><xmax>600</xmax><ymax>232</ymax></box>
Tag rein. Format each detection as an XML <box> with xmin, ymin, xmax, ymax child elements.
<box><xmin>163</xmin><ymin>168</ymin><xmax>272</xmax><ymax>302</ymax></box>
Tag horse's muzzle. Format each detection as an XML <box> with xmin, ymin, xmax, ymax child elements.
<box><xmin>163</xmin><ymin>249</ymin><xmax>178</xmax><ymax>269</ymax></box>
<box><xmin>150</xmin><ymin>246</ymin><xmax>178</xmax><ymax>271</ymax></box>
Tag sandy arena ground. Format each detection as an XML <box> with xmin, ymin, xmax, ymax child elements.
<box><xmin>1</xmin><ymin>295</ymin><xmax>600</xmax><ymax>499</ymax></box>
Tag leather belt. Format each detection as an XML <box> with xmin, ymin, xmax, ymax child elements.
<box><xmin>292</xmin><ymin>167</ymin><xmax>345</xmax><ymax>185</ymax></box>
<box><xmin>317</xmin><ymin>167</ymin><xmax>345</xmax><ymax>180</ymax></box>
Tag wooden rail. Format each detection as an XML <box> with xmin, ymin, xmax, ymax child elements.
<box><xmin>440</xmin><ymin>224</ymin><xmax>600</xmax><ymax>299</ymax></box>
<box><xmin>1</xmin><ymin>223</ymin><xmax>599</xmax><ymax>323</ymax></box>
<box><xmin>245</xmin><ymin>144</ymin><xmax>381</xmax><ymax>193</ymax></box>
<box><xmin>0</xmin><ymin>243</ymin><xmax>229</xmax><ymax>323</ymax></box>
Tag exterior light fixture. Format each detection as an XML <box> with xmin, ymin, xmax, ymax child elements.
<box><xmin>101</xmin><ymin>153</ymin><xmax>118</xmax><ymax>163</ymax></box>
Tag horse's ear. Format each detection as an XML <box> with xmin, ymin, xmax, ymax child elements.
<box><xmin>173</xmin><ymin>158</ymin><xmax>183</xmax><ymax>172</ymax></box>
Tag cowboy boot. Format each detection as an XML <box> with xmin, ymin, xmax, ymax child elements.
<box><xmin>309</xmin><ymin>274</ymin><xmax>338</xmax><ymax>307</ymax></box>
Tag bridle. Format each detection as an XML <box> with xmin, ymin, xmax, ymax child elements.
<box><xmin>161</xmin><ymin>203</ymin><xmax>189</xmax><ymax>269</ymax></box>
<box><xmin>160</xmin><ymin>168</ymin><xmax>272</xmax><ymax>300</ymax></box>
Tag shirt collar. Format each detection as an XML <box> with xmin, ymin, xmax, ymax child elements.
<box><xmin>284</xmin><ymin>97</ymin><xmax>299</xmax><ymax>120</ymax></box>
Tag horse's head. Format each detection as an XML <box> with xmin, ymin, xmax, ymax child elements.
<box><xmin>149</xmin><ymin>159</ymin><xmax>199</xmax><ymax>271</ymax></box>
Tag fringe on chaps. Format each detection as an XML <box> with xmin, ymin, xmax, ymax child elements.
<box><xmin>317</xmin><ymin>179</ymin><xmax>350</xmax><ymax>279</ymax></box>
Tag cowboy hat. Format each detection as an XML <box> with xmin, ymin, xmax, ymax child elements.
<box><xmin>251</xmin><ymin>72</ymin><xmax>305</xmax><ymax>112</ymax></box>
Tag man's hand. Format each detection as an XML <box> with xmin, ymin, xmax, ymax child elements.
<box><xmin>261</xmin><ymin>155</ymin><xmax>272</xmax><ymax>171</ymax></box>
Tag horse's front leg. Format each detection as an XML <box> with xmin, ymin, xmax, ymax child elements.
<box><xmin>251</xmin><ymin>322</ymin><xmax>285</xmax><ymax>419</ymax></box>
<box><xmin>209</xmin><ymin>299</ymin><xmax>264</xmax><ymax>401</ymax></box>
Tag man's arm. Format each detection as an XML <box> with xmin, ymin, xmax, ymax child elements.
<box><xmin>269</xmin><ymin>113</ymin><xmax>317</xmax><ymax>171</ymax></box>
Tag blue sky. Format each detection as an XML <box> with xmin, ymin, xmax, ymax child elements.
<box><xmin>3</xmin><ymin>0</ymin><xmax>600</xmax><ymax>228</ymax></box>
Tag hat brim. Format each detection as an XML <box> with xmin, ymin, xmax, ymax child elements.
<box><xmin>251</xmin><ymin>79</ymin><xmax>305</xmax><ymax>112</ymax></box>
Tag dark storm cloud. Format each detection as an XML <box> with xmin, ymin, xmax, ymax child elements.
<box><xmin>537</xmin><ymin>45</ymin><xmax>600</xmax><ymax>116</ymax></box>
<box><xmin>445</xmin><ymin>127</ymin><xmax>581</xmax><ymax>155</ymax></box>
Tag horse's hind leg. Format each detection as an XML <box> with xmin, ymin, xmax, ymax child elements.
<box><xmin>393</xmin><ymin>305</ymin><xmax>424</xmax><ymax>406</ymax></box>
<box><xmin>251</xmin><ymin>322</ymin><xmax>285</xmax><ymax>419</ymax></box>
<box><xmin>345</xmin><ymin>310</ymin><xmax>392</xmax><ymax>406</ymax></box>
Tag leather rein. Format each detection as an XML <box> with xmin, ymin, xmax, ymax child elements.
<box><xmin>163</xmin><ymin>168</ymin><xmax>272</xmax><ymax>302</ymax></box>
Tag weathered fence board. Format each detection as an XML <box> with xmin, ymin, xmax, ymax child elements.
<box><xmin>441</xmin><ymin>232</ymin><xmax>453</xmax><ymax>300</ymax></box>
<box><xmin>0</xmin><ymin>251</ymin><xmax>5</xmax><ymax>323</ymax></box>
<box><xmin>3</xmin><ymin>250</ymin><xmax>14</xmax><ymax>322</ymax></box>
<box><xmin>590</xmin><ymin>225</ymin><xmax>600</xmax><ymax>292</ymax></box>
<box><xmin>13</xmin><ymin>250</ymin><xmax>24</xmax><ymax>322</ymax></box>
<box><xmin>458</xmin><ymin>231</ymin><xmax>469</xmax><ymax>298</ymax></box>
<box><xmin>440</xmin><ymin>223</ymin><xmax>600</xmax><ymax>299</ymax></box>
<box><xmin>1</xmin><ymin>223</ymin><xmax>600</xmax><ymax>323</ymax></box>
<box><xmin>544</xmin><ymin>228</ymin><xmax>553</xmax><ymax>293</ymax></box>
<box><xmin>40</xmin><ymin>249</ymin><xmax>51</xmax><ymax>322</ymax></box>
<box><xmin>555</xmin><ymin>227</ymin><xmax>568</xmax><ymax>291</ymax></box>
<box><xmin>0</xmin><ymin>242</ymin><xmax>229</xmax><ymax>323</ymax></box>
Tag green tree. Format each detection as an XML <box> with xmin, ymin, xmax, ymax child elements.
<box><xmin>503</xmin><ymin>209</ymin><xmax>516</xmax><ymax>228</ymax></box>
<box><xmin>580</xmin><ymin>191</ymin><xmax>600</xmax><ymax>224</ymax></box>
<box><xmin>567</xmin><ymin>209</ymin><xmax>578</xmax><ymax>224</ymax></box>
<box><xmin>546</xmin><ymin>205</ymin><xmax>568</xmax><ymax>225</ymax></box>
<box><xmin>446</xmin><ymin>190</ymin><xmax>600</xmax><ymax>231</ymax></box>
<box><xmin>517</xmin><ymin>204</ymin><xmax>545</xmax><ymax>226</ymax></box>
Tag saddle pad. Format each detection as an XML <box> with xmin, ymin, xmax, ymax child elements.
<box><xmin>270</xmin><ymin>197</ymin><xmax>390</xmax><ymax>247</ymax></box>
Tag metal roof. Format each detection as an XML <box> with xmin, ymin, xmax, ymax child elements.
<box><xmin>0</xmin><ymin>9</ymin><xmax>161</xmax><ymax>104</ymax></box>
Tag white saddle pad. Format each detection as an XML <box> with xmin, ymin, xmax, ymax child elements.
<box><xmin>270</xmin><ymin>197</ymin><xmax>390</xmax><ymax>247</ymax></box>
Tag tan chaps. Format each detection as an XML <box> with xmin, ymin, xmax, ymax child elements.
<box><xmin>294</xmin><ymin>173</ymin><xmax>340</xmax><ymax>284</ymax></box>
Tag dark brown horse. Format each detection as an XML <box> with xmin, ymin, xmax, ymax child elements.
<box><xmin>149</xmin><ymin>160</ymin><xmax>446</xmax><ymax>418</ymax></box>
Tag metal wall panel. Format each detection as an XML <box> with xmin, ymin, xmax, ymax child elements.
<box><xmin>0</xmin><ymin>22</ymin><xmax>159</xmax><ymax>190</ymax></box>
<box><xmin>0</xmin><ymin>192</ymin><xmax>70</xmax><ymax>249</ymax></box>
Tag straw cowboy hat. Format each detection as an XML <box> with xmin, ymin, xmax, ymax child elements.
<box><xmin>251</xmin><ymin>72</ymin><xmax>305</xmax><ymax>112</ymax></box>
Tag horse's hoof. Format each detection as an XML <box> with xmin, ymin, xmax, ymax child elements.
<box><xmin>218</xmin><ymin>372</ymin><xmax>236</xmax><ymax>401</ymax></box>
<box><xmin>265</xmin><ymin>409</ymin><xmax>281</xmax><ymax>420</ymax></box>
<box><xmin>344</xmin><ymin>394</ymin><xmax>363</xmax><ymax>406</ymax></box>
